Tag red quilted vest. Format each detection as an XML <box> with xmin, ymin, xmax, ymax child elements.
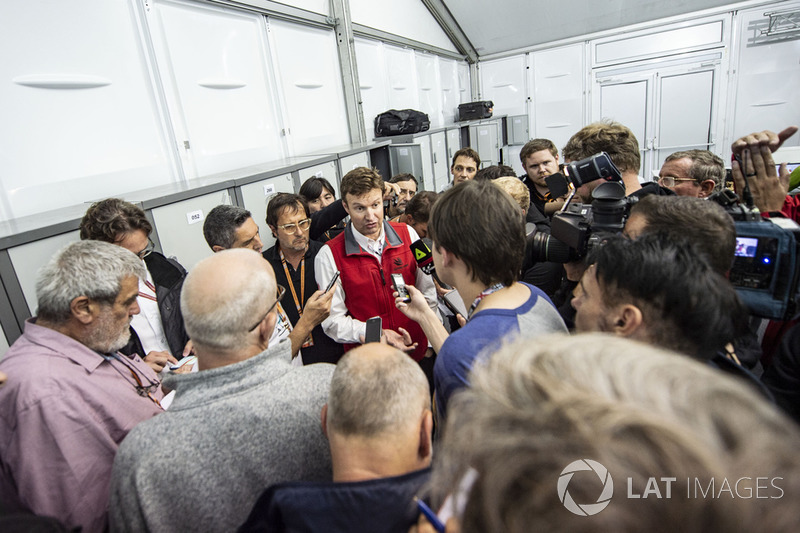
<box><xmin>326</xmin><ymin>222</ymin><xmax>428</xmax><ymax>361</ymax></box>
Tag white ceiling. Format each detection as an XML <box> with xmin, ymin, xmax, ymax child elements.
<box><xmin>441</xmin><ymin>0</ymin><xmax>746</xmax><ymax>56</ymax></box>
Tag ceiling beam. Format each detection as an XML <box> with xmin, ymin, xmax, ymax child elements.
<box><xmin>420</xmin><ymin>0</ymin><xmax>479</xmax><ymax>63</ymax></box>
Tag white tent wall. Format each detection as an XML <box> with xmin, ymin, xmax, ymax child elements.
<box><xmin>477</xmin><ymin>1</ymin><xmax>800</xmax><ymax>179</ymax></box>
<box><xmin>0</xmin><ymin>0</ymin><xmax>798</xmax><ymax>218</ymax></box>
<box><xmin>0</xmin><ymin>0</ymin><xmax>468</xmax><ymax>224</ymax></box>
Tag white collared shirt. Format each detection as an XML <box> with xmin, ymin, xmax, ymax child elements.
<box><xmin>315</xmin><ymin>223</ymin><xmax>439</xmax><ymax>343</ymax></box>
<box><xmin>130</xmin><ymin>265</ymin><xmax>172</xmax><ymax>356</ymax></box>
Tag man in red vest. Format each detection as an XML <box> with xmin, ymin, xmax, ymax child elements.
<box><xmin>314</xmin><ymin>167</ymin><xmax>438</xmax><ymax>361</ymax></box>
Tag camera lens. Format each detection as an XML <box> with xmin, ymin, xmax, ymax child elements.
<box><xmin>528</xmin><ymin>232</ymin><xmax>574</xmax><ymax>263</ymax></box>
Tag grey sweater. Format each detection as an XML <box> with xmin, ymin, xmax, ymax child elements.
<box><xmin>109</xmin><ymin>341</ymin><xmax>335</xmax><ymax>533</ymax></box>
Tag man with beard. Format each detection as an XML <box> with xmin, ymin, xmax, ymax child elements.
<box><xmin>519</xmin><ymin>138</ymin><xmax>565</xmax><ymax>218</ymax></box>
<box><xmin>0</xmin><ymin>240</ymin><xmax>164</xmax><ymax>533</ymax></box>
<box><xmin>263</xmin><ymin>193</ymin><xmax>343</xmax><ymax>364</ymax></box>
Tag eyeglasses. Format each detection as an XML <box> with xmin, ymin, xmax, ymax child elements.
<box><xmin>247</xmin><ymin>284</ymin><xmax>286</xmax><ymax>332</ymax></box>
<box><xmin>657</xmin><ymin>176</ymin><xmax>697</xmax><ymax>188</ymax></box>
<box><xmin>277</xmin><ymin>218</ymin><xmax>311</xmax><ymax>234</ymax></box>
<box><xmin>137</xmin><ymin>239</ymin><xmax>155</xmax><ymax>259</ymax></box>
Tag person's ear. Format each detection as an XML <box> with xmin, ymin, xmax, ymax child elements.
<box><xmin>610</xmin><ymin>304</ymin><xmax>643</xmax><ymax>337</ymax></box>
<box><xmin>699</xmin><ymin>179</ymin><xmax>716</xmax><ymax>198</ymax></box>
<box><xmin>321</xmin><ymin>404</ymin><xmax>329</xmax><ymax>439</ymax></box>
<box><xmin>258</xmin><ymin>310</ymin><xmax>278</xmax><ymax>345</ymax></box>
<box><xmin>342</xmin><ymin>201</ymin><xmax>351</xmax><ymax>216</ymax></box>
<box><xmin>418</xmin><ymin>409</ymin><xmax>433</xmax><ymax>462</ymax></box>
<box><xmin>212</xmin><ymin>245</ymin><xmax>226</xmax><ymax>253</ymax></box>
<box><xmin>268</xmin><ymin>225</ymin><xmax>278</xmax><ymax>239</ymax></box>
<box><xmin>406</xmin><ymin>214</ymin><xmax>417</xmax><ymax>226</ymax></box>
<box><xmin>70</xmin><ymin>296</ymin><xmax>95</xmax><ymax>325</ymax></box>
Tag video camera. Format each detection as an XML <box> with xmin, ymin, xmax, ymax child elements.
<box><xmin>710</xmin><ymin>189</ymin><xmax>800</xmax><ymax>320</ymax></box>
<box><xmin>528</xmin><ymin>152</ymin><xmax>635</xmax><ymax>263</ymax></box>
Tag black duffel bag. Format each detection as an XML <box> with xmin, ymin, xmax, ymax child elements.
<box><xmin>374</xmin><ymin>109</ymin><xmax>431</xmax><ymax>137</ymax></box>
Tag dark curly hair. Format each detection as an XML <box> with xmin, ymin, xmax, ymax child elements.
<box><xmin>79</xmin><ymin>198</ymin><xmax>152</xmax><ymax>243</ymax></box>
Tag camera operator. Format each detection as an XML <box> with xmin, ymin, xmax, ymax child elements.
<box><xmin>571</xmin><ymin>233</ymin><xmax>768</xmax><ymax>396</ymax></box>
<box><xmin>551</xmin><ymin>121</ymin><xmax>675</xmax><ymax>326</ymax></box>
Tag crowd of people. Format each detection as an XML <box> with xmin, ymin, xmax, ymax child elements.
<box><xmin>0</xmin><ymin>120</ymin><xmax>799</xmax><ymax>532</ymax></box>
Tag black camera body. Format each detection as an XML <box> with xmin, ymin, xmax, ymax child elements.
<box><xmin>710</xmin><ymin>189</ymin><xmax>800</xmax><ymax>320</ymax></box>
<box><xmin>529</xmin><ymin>152</ymin><xmax>633</xmax><ymax>263</ymax></box>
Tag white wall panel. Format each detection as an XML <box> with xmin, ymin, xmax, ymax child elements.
<box><xmin>416</xmin><ymin>53</ymin><xmax>444</xmax><ymax>128</ymax></box>
<box><xmin>0</xmin><ymin>0</ymin><xmax>176</xmax><ymax>221</ymax></box>
<box><xmin>355</xmin><ymin>38</ymin><xmax>389</xmax><ymax>140</ymax></box>
<box><xmin>385</xmin><ymin>45</ymin><xmax>419</xmax><ymax>110</ymax></box>
<box><xmin>439</xmin><ymin>58</ymin><xmax>460</xmax><ymax>124</ymax></box>
<box><xmin>532</xmin><ymin>44</ymin><xmax>585</xmax><ymax>152</ymax></box>
<box><xmin>149</xmin><ymin>0</ymin><xmax>284</xmax><ymax>177</ymax></box>
<box><xmin>458</xmin><ymin>63</ymin><xmax>471</xmax><ymax>103</ymax></box>
<box><xmin>731</xmin><ymin>6</ymin><xmax>800</xmax><ymax>151</ymax></box>
<box><xmin>479</xmin><ymin>56</ymin><xmax>526</xmax><ymax>117</ymax></box>
<box><xmin>284</xmin><ymin>0</ymin><xmax>329</xmax><ymax>16</ymax></box>
<box><xmin>350</xmin><ymin>0</ymin><xmax>458</xmax><ymax>52</ymax></box>
<box><xmin>268</xmin><ymin>19</ymin><xmax>350</xmax><ymax>153</ymax></box>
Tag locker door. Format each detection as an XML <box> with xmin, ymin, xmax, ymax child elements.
<box><xmin>238</xmin><ymin>174</ymin><xmax>295</xmax><ymax>250</ymax></box>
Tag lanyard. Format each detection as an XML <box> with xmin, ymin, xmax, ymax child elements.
<box><xmin>138</xmin><ymin>280</ymin><xmax>157</xmax><ymax>303</ymax></box>
<box><xmin>280</xmin><ymin>250</ymin><xmax>305</xmax><ymax>316</ymax></box>
<box><xmin>468</xmin><ymin>283</ymin><xmax>505</xmax><ymax>319</ymax></box>
<box><xmin>280</xmin><ymin>249</ymin><xmax>314</xmax><ymax>348</ymax></box>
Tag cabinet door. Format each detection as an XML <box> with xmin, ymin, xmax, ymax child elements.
<box><xmin>150</xmin><ymin>191</ymin><xmax>233</xmax><ymax>270</ymax></box>
<box><xmin>148</xmin><ymin>0</ymin><xmax>285</xmax><ymax>177</ymax></box>
<box><xmin>268</xmin><ymin>18</ymin><xmax>350</xmax><ymax>153</ymax></box>
<box><xmin>417</xmin><ymin>135</ymin><xmax>435</xmax><ymax>192</ymax></box>
<box><xmin>533</xmin><ymin>44</ymin><xmax>584</xmax><ymax>152</ymax></box>
<box><xmin>7</xmin><ymin>232</ymin><xmax>80</xmax><ymax>316</ymax></box>
<box><xmin>355</xmin><ymin>38</ymin><xmax>389</xmax><ymax>140</ymax></box>
<box><xmin>0</xmin><ymin>0</ymin><xmax>176</xmax><ymax>221</ymax></box>
<box><xmin>416</xmin><ymin>53</ymin><xmax>443</xmax><ymax>128</ymax></box>
<box><xmin>298</xmin><ymin>161</ymin><xmax>341</xmax><ymax>199</ymax></box>
<box><xmin>480</xmin><ymin>56</ymin><xmax>526</xmax><ymax>117</ymax></box>
<box><xmin>439</xmin><ymin>59</ymin><xmax>460</xmax><ymax>125</ymax></box>
<box><xmin>594</xmin><ymin>74</ymin><xmax>653</xmax><ymax>177</ymax></box>
<box><xmin>655</xmin><ymin>69</ymin><xmax>715</xmax><ymax>172</ymax></box>
<box><xmin>385</xmin><ymin>45</ymin><xmax>419</xmax><ymax>110</ymax></box>
<box><xmin>238</xmin><ymin>174</ymin><xmax>295</xmax><ymax>250</ymax></box>
<box><xmin>430</xmin><ymin>132</ymin><xmax>449</xmax><ymax>191</ymax></box>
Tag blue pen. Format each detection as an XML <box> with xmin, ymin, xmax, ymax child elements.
<box><xmin>415</xmin><ymin>497</ymin><xmax>446</xmax><ymax>533</ymax></box>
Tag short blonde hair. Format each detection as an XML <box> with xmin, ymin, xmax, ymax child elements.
<box><xmin>492</xmin><ymin>177</ymin><xmax>529</xmax><ymax>212</ymax></box>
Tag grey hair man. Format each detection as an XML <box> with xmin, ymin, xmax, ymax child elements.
<box><xmin>0</xmin><ymin>241</ymin><xmax>163</xmax><ymax>533</ymax></box>
<box><xmin>657</xmin><ymin>149</ymin><xmax>725</xmax><ymax>198</ymax></box>
<box><xmin>430</xmin><ymin>333</ymin><xmax>800</xmax><ymax>532</ymax></box>
<box><xmin>240</xmin><ymin>343</ymin><xmax>433</xmax><ymax>532</ymax></box>
<box><xmin>110</xmin><ymin>249</ymin><xmax>335</xmax><ymax>533</ymax></box>
<box><xmin>203</xmin><ymin>203</ymin><xmax>333</xmax><ymax>360</ymax></box>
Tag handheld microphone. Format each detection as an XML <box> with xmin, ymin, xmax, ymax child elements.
<box><xmin>410</xmin><ymin>239</ymin><xmax>435</xmax><ymax>276</ymax></box>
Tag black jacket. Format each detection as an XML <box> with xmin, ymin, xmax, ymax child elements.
<box><xmin>120</xmin><ymin>252</ymin><xmax>190</xmax><ymax>360</ymax></box>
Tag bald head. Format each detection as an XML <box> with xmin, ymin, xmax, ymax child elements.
<box><xmin>327</xmin><ymin>344</ymin><xmax>430</xmax><ymax>438</ymax></box>
<box><xmin>181</xmin><ymin>249</ymin><xmax>277</xmax><ymax>354</ymax></box>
